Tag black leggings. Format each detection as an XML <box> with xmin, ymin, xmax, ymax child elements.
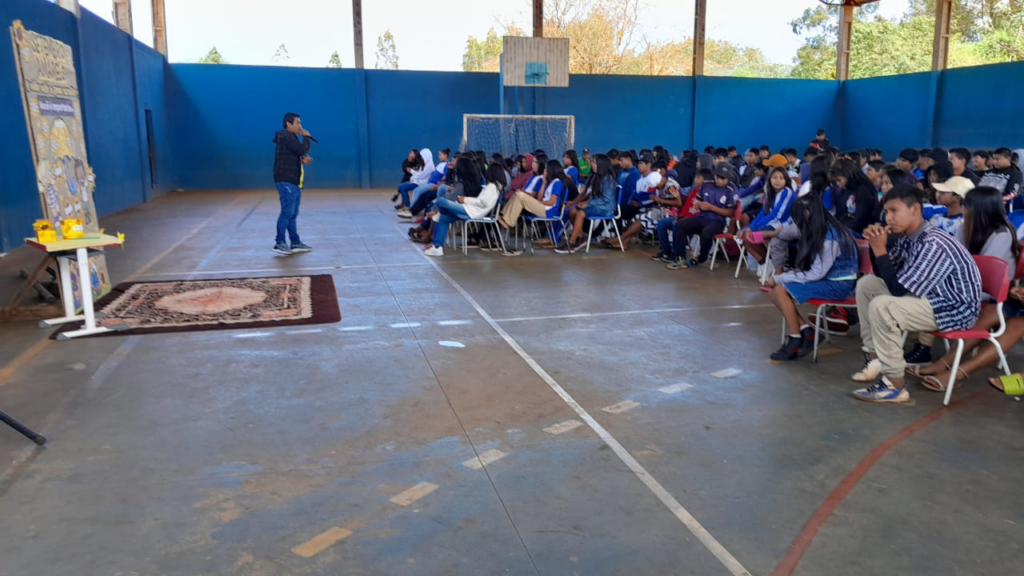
<box><xmin>673</xmin><ymin>217</ymin><xmax>721</xmax><ymax>262</ymax></box>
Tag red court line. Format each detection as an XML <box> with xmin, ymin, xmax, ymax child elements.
<box><xmin>771</xmin><ymin>391</ymin><xmax>982</xmax><ymax>576</ymax></box>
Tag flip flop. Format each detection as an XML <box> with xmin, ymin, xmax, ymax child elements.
<box><xmin>921</xmin><ymin>368</ymin><xmax>967</xmax><ymax>392</ymax></box>
<box><xmin>990</xmin><ymin>373</ymin><xmax>1024</xmax><ymax>395</ymax></box>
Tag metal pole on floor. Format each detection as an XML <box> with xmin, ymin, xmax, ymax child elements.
<box><xmin>0</xmin><ymin>409</ymin><xmax>47</xmax><ymax>446</ymax></box>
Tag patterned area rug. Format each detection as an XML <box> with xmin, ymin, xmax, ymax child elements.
<box><xmin>52</xmin><ymin>275</ymin><xmax>340</xmax><ymax>337</ymax></box>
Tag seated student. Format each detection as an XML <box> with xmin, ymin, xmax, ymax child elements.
<box><xmin>865</xmin><ymin>160</ymin><xmax>886</xmax><ymax>192</ymax></box>
<box><xmin>409</xmin><ymin>154</ymin><xmax>474</xmax><ymax>242</ymax></box>
<box><xmin>713</xmin><ymin>148</ymin><xmax>741</xmax><ymax>187</ymax></box>
<box><xmin>396</xmin><ymin>149</ymin><xmax>427</xmax><ymax>209</ymax></box>
<box><xmin>829</xmin><ymin>158</ymin><xmax>879</xmax><ymax>235</ymax></box>
<box><xmin>926</xmin><ymin>175</ymin><xmax>970</xmax><ymax>235</ymax></box>
<box><xmin>739</xmin><ymin>148</ymin><xmax>760</xmax><ymax>187</ymax></box>
<box><xmin>497</xmin><ymin>159</ymin><xmax>567</xmax><ymax>243</ymax></box>
<box><xmin>392</xmin><ymin>149</ymin><xmax>416</xmax><ymax>202</ymax></box>
<box><xmin>737</xmin><ymin>163</ymin><xmax>768</xmax><ymax>217</ymax></box>
<box><xmin>979</xmin><ymin>147</ymin><xmax>1023</xmax><ymax>208</ymax></box>
<box><xmin>798</xmin><ymin>156</ymin><xmax>835</xmax><ymax>212</ymax></box>
<box><xmin>555</xmin><ymin>154</ymin><xmax>618</xmax><ymax>254</ymax></box>
<box><xmin>653</xmin><ymin>169</ymin><xmax>706</xmax><ymax>263</ymax></box>
<box><xmin>578</xmin><ymin>148</ymin><xmax>592</xmax><ymax>183</ymax></box>
<box><xmin>563</xmin><ymin>149</ymin><xmax>581</xmax><ymax>187</ymax></box>
<box><xmin>613</xmin><ymin>151</ymin><xmax>642</xmax><ymax>226</ymax></box>
<box><xmin>849</xmin><ymin>185</ymin><xmax>982</xmax><ymax>403</ymax></box>
<box><xmin>759</xmin><ymin>145</ymin><xmax>771</xmax><ymax>161</ymax></box>
<box><xmin>404</xmin><ymin>153</ymin><xmax>459</xmax><ymax>219</ymax></box>
<box><xmin>508</xmin><ymin>154</ymin><xmax>537</xmax><ymax>198</ymax></box>
<box><xmin>800</xmin><ymin>146</ymin><xmax>820</xmax><ymax>184</ymax></box>
<box><xmin>399</xmin><ymin>148</ymin><xmax>450</xmax><ymax>218</ymax></box>
<box><xmin>896</xmin><ymin>148</ymin><xmax>925</xmax><ymax>183</ymax></box>
<box><xmin>950</xmin><ymin>148</ymin><xmax>981</xmax><ymax>185</ymax></box>
<box><xmin>783</xmin><ymin>148</ymin><xmax>801</xmax><ymax>182</ymax></box>
<box><xmin>667</xmin><ymin>163</ymin><xmax>739</xmax><ymax>269</ymax></box>
<box><xmin>600</xmin><ymin>156</ymin><xmax>664</xmax><ymax>249</ymax></box>
<box><xmin>423</xmin><ymin>162</ymin><xmax>503</xmax><ymax>257</ymax></box>
<box><xmin>765</xmin><ymin>195</ymin><xmax>858</xmax><ymax>361</ymax></box>
<box><xmin>727</xmin><ymin>146</ymin><xmax>744</xmax><ymax>170</ymax></box>
<box><xmin>972</xmin><ymin>150</ymin><xmax>991</xmax><ymax>175</ymax></box>
<box><xmin>810</xmin><ymin>128</ymin><xmax>830</xmax><ymax>150</ymax></box>
<box><xmin>737</xmin><ymin>167</ymin><xmax>796</xmax><ymax>266</ymax></box>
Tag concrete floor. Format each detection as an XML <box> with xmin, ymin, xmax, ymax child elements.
<box><xmin>1</xmin><ymin>189</ymin><xmax>1022</xmax><ymax>576</ymax></box>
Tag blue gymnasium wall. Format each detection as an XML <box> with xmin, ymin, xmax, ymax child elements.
<box><xmin>0</xmin><ymin>0</ymin><xmax>168</xmax><ymax>252</ymax></box>
<box><xmin>839</xmin><ymin>71</ymin><xmax>940</xmax><ymax>159</ymax></box>
<box><xmin>934</xmin><ymin>62</ymin><xmax>1024</xmax><ymax>149</ymax></box>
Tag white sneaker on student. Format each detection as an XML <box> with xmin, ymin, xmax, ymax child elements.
<box><xmin>424</xmin><ymin>246</ymin><xmax>444</xmax><ymax>257</ymax></box>
<box><xmin>398</xmin><ymin>210</ymin><xmax>413</xmax><ymax>219</ymax></box>
<box><xmin>851</xmin><ymin>357</ymin><xmax>882</xmax><ymax>383</ymax></box>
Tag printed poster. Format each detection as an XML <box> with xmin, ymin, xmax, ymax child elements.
<box><xmin>10</xmin><ymin>20</ymin><xmax>111</xmax><ymax>308</ymax></box>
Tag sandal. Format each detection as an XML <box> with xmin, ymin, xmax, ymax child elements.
<box><xmin>921</xmin><ymin>367</ymin><xmax>968</xmax><ymax>392</ymax></box>
<box><xmin>989</xmin><ymin>374</ymin><xmax>1024</xmax><ymax>395</ymax></box>
<box><xmin>907</xmin><ymin>358</ymin><xmax>950</xmax><ymax>379</ymax></box>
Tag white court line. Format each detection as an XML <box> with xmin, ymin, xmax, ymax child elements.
<box><xmin>602</xmin><ymin>400</ymin><xmax>641</xmax><ymax>414</ymax></box>
<box><xmin>438</xmin><ymin>341</ymin><xmax>465</xmax><ymax>348</ymax></box>
<box><xmin>287</xmin><ymin>328</ymin><xmax>324</xmax><ymax>335</ymax></box>
<box><xmin>136</xmin><ymin>261</ymin><xmax>427</xmax><ymax>278</ymax></box>
<box><xmin>659</xmin><ymin>383</ymin><xmax>694</xmax><ymax>394</ymax></box>
<box><xmin>233</xmin><ymin>332</ymin><xmax>273</xmax><ymax>339</ymax></box>
<box><xmin>543</xmin><ymin>420</ymin><xmax>584</xmax><ymax>435</ymax></box>
<box><xmin>494</xmin><ymin>304</ymin><xmax>773</xmax><ymax>323</ymax></box>
<box><xmin>390</xmin><ymin>482</ymin><xmax>439</xmax><ymax>507</ymax></box>
<box><xmin>712</xmin><ymin>368</ymin><xmax>743</xmax><ymax>378</ymax></box>
<box><xmin>437</xmin><ymin>320</ymin><xmax>473</xmax><ymax>326</ymax></box>
<box><xmin>419</xmin><ymin>255</ymin><xmax>752</xmax><ymax>576</ymax></box>
<box><xmin>339</xmin><ymin>325</ymin><xmax>374</xmax><ymax>332</ymax></box>
<box><xmin>390</xmin><ymin>322</ymin><xmax>421</xmax><ymax>329</ymax></box>
<box><xmin>724</xmin><ymin>322</ymin><xmax>743</xmax><ymax>327</ymax></box>
<box><xmin>462</xmin><ymin>449</ymin><xmax>508</xmax><ymax>470</ymax></box>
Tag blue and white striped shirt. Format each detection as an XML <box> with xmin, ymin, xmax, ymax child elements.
<box><xmin>888</xmin><ymin>222</ymin><xmax>981</xmax><ymax>332</ymax></box>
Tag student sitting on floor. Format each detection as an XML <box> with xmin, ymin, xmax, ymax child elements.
<box><xmin>498</xmin><ymin>159</ymin><xmax>568</xmax><ymax>246</ymax></box>
<box><xmin>555</xmin><ymin>154</ymin><xmax>618</xmax><ymax>254</ymax></box>
<box><xmin>829</xmin><ymin>158</ymin><xmax>879</xmax><ymax>235</ymax></box>
<box><xmin>905</xmin><ymin>185</ymin><xmax>1021</xmax><ymax>389</ymax></box>
<box><xmin>850</xmin><ymin>185</ymin><xmax>981</xmax><ymax>403</ymax></box>
<box><xmin>667</xmin><ymin>163</ymin><xmax>739</xmax><ymax>270</ymax></box>
<box><xmin>652</xmin><ymin>169</ymin><xmax>707</xmax><ymax>263</ymax></box>
<box><xmin>423</xmin><ymin>161</ymin><xmax>502</xmax><ymax>257</ymax></box>
<box><xmin>765</xmin><ymin>195</ymin><xmax>859</xmax><ymax>361</ymax></box>
<box><xmin>737</xmin><ymin>167</ymin><xmax>796</xmax><ymax>267</ymax></box>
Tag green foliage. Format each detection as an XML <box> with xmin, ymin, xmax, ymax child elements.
<box><xmin>196</xmin><ymin>46</ymin><xmax>227</xmax><ymax>64</ymax></box>
<box><xmin>272</xmin><ymin>43</ymin><xmax>289</xmax><ymax>63</ymax></box>
<box><xmin>327</xmin><ymin>51</ymin><xmax>342</xmax><ymax>68</ymax></box>
<box><xmin>375</xmin><ymin>30</ymin><xmax>399</xmax><ymax>70</ymax></box>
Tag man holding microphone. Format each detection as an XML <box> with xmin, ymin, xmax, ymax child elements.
<box><xmin>272</xmin><ymin>112</ymin><xmax>314</xmax><ymax>255</ymax></box>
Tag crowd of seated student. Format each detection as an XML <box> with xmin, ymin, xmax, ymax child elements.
<box><xmin>389</xmin><ymin>140</ymin><xmax>1024</xmax><ymax>404</ymax></box>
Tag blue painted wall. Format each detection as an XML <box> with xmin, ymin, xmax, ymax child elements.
<box><xmin>132</xmin><ymin>40</ymin><xmax>169</xmax><ymax>201</ymax></box>
<box><xmin>839</xmin><ymin>71</ymin><xmax>940</xmax><ymax>159</ymax></box>
<box><xmin>934</xmin><ymin>62</ymin><xmax>1024</xmax><ymax>149</ymax></box>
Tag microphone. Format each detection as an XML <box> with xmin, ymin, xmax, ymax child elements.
<box><xmin>307</xmin><ymin>135</ymin><xmax>318</xmax><ymax>143</ymax></box>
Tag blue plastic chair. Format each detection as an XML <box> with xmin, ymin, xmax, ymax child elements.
<box><xmin>584</xmin><ymin>185</ymin><xmax>624</xmax><ymax>253</ymax></box>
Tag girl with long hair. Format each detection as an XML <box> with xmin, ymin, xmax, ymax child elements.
<box><xmin>765</xmin><ymin>195</ymin><xmax>859</xmax><ymax>361</ymax></box>
<box><xmin>556</xmin><ymin>153</ymin><xmax>618</xmax><ymax>253</ymax></box>
<box><xmin>829</xmin><ymin>158</ymin><xmax>879</xmax><ymax>234</ymax></box>
<box><xmin>498</xmin><ymin>160</ymin><xmax>567</xmax><ymax>247</ymax></box>
<box><xmin>563</xmin><ymin>149</ymin><xmax>581</xmax><ymax>186</ymax></box>
<box><xmin>424</xmin><ymin>163</ymin><xmax>505</xmax><ymax>257</ymax></box>
<box><xmin>738</xmin><ymin>167</ymin><xmax>796</xmax><ymax>265</ymax></box>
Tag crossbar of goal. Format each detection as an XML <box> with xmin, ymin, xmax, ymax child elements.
<box><xmin>461</xmin><ymin>114</ymin><xmax>575</xmax><ymax>158</ymax></box>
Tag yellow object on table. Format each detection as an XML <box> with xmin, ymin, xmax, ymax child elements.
<box><xmin>33</xmin><ymin>220</ymin><xmax>57</xmax><ymax>242</ymax></box>
<box><xmin>60</xmin><ymin>219</ymin><xmax>84</xmax><ymax>239</ymax></box>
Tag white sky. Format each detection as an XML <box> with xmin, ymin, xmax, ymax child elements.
<box><xmin>78</xmin><ymin>0</ymin><xmax>910</xmax><ymax>70</ymax></box>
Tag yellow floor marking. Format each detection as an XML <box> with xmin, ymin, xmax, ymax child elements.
<box><xmin>390</xmin><ymin>482</ymin><xmax>438</xmax><ymax>506</ymax></box>
<box><xmin>291</xmin><ymin>527</ymin><xmax>353</xmax><ymax>558</ymax></box>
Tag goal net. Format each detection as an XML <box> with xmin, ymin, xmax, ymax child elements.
<box><xmin>461</xmin><ymin>114</ymin><xmax>575</xmax><ymax>158</ymax></box>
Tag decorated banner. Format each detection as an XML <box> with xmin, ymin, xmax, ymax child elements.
<box><xmin>10</xmin><ymin>20</ymin><xmax>111</xmax><ymax>308</ymax></box>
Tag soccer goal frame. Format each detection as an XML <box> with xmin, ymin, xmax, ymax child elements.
<box><xmin>460</xmin><ymin>114</ymin><xmax>575</xmax><ymax>156</ymax></box>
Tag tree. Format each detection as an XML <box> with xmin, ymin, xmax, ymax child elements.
<box><xmin>461</xmin><ymin>0</ymin><xmax>788</xmax><ymax>77</ymax></box>
<box><xmin>375</xmin><ymin>29</ymin><xmax>399</xmax><ymax>70</ymax></box>
<box><xmin>327</xmin><ymin>51</ymin><xmax>343</xmax><ymax>68</ymax></box>
<box><xmin>196</xmin><ymin>46</ymin><xmax>227</xmax><ymax>64</ymax></box>
<box><xmin>272</xmin><ymin>43</ymin><xmax>290</xmax><ymax>64</ymax></box>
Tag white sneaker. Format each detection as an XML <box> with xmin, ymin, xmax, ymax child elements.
<box><xmin>851</xmin><ymin>358</ymin><xmax>882</xmax><ymax>383</ymax></box>
<box><xmin>398</xmin><ymin>210</ymin><xmax>413</xmax><ymax>219</ymax></box>
<box><xmin>424</xmin><ymin>245</ymin><xmax>444</xmax><ymax>257</ymax></box>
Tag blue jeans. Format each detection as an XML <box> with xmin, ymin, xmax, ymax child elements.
<box><xmin>432</xmin><ymin>197</ymin><xmax>470</xmax><ymax>247</ymax></box>
<box><xmin>411</xmin><ymin>184</ymin><xmax>434</xmax><ymax>206</ymax></box>
<box><xmin>275</xmin><ymin>182</ymin><xmax>302</xmax><ymax>245</ymax></box>
<box><xmin>657</xmin><ymin>216</ymin><xmax>677</xmax><ymax>256</ymax></box>
<box><xmin>398</xmin><ymin>182</ymin><xmax>418</xmax><ymax>206</ymax></box>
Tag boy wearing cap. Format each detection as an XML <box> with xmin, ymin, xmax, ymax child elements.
<box><xmin>667</xmin><ymin>163</ymin><xmax>739</xmax><ymax>269</ymax></box>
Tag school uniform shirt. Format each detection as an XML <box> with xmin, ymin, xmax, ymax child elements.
<box><xmin>923</xmin><ymin>204</ymin><xmax>964</xmax><ymax>236</ymax></box>
<box><xmin>524</xmin><ymin>175</ymin><xmax>543</xmax><ymax>194</ymax></box>
<box><xmin>617</xmin><ymin>167</ymin><xmax>641</xmax><ymax>205</ymax></box>
<box><xmin>634</xmin><ymin>171</ymin><xmax>663</xmax><ymax>205</ymax></box>
<box><xmin>697</xmin><ymin>182</ymin><xmax>739</xmax><ymax>224</ymax></box>
<box><xmin>566</xmin><ymin>166</ymin><xmax>580</xmax><ymax>186</ymax></box>
<box><xmin>912</xmin><ymin>167</ymin><xmax>926</xmax><ymax>182</ymax></box>
<box><xmin>542</xmin><ymin>179</ymin><xmax>564</xmax><ymax>217</ymax></box>
<box><xmin>748</xmin><ymin>186</ymin><xmax>795</xmax><ymax>232</ymax></box>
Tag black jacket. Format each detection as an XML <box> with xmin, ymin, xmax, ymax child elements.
<box><xmin>835</xmin><ymin>180</ymin><xmax>878</xmax><ymax>234</ymax></box>
<box><xmin>273</xmin><ymin>130</ymin><xmax>311</xmax><ymax>185</ymax></box>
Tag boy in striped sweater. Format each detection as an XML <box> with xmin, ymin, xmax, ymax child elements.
<box><xmin>850</xmin><ymin>185</ymin><xmax>982</xmax><ymax>403</ymax></box>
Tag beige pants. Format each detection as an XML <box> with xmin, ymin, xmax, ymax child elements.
<box><xmin>501</xmin><ymin>191</ymin><xmax>548</xmax><ymax>225</ymax></box>
<box><xmin>856</xmin><ymin>275</ymin><xmax>939</xmax><ymax>379</ymax></box>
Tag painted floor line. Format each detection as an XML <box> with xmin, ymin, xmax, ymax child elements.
<box><xmin>493</xmin><ymin>304</ymin><xmax>773</xmax><ymax>323</ymax></box>
<box><xmin>291</xmin><ymin>526</ymin><xmax>353</xmax><ymax>558</ymax></box>
<box><xmin>659</xmin><ymin>383</ymin><xmax>694</xmax><ymax>394</ymax></box>
<box><xmin>437</xmin><ymin>319</ymin><xmax>473</xmax><ymax>326</ymax></box>
<box><xmin>420</xmin><ymin>255</ymin><xmax>752</xmax><ymax>576</ymax></box>
<box><xmin>390</xmin><ymin>482</ymin><xmax>439</xmax><ymax>507</ymax></box>
<box><xmin>339</xmin><ymin>325</ymin><xmax>374</xmax><ymax>332</ymax></box>
<box><xmin>232</xmin><ymin>332</ymin><xmax>273</xmax><ymax>339</ymax></box>
<box><xmin>602</xmin><ymin>400</ymin><xmax>641</xmax><ymax>414</ymax></box>
<box><xmin>462</xmin><ymin>449</ymin><xmax>508</xmax><ymax>470</ymax></box>
<box><xmin>543</xmin><ymin>420</ymin><xmax>584</xmax><ymax>435</ymax></box>
<box><xmin>390</xmin><ymin>322</ymin><xmax>422</xmax><ymax>329</ymax></box>
<box><xmin>286</xmin><ymin>328</ymin><xmax>324</xmax><ymax>335</ymax></box>
<box><xmin>712</xmin><ymin>368</ymin><xmax>743</xmax><ymax>378</ymax></box>
<box><xmin>438</xmin><ymin>341</ymin><xmax>466</xmax><ymax>348</ymax></box>
<box><xmin>136</xmin><ymin>261</ymin><xmax>428</xmax><ymax>278</ymax></box>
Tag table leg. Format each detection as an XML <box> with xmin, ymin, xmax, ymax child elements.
<box><xmin>55</xmin><ymin>248</ymin><xmax>114</xmax><ymax>340</ymax></box>
<box><xmin>39</xmin><ymin>255</ymin><xmax>85</xmax><ymax>327</ymax></box>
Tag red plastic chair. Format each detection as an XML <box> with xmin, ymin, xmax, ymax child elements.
<box><xmin>935</xmin><ymin>255</ymin><xmax>1010</xmax><ymax>406</ymax></box>
<box><xmin>1014</xmin><ymin>242</ymin><xmax>1024</xmax><ymax>281</ymax></box>
<box><xmin>779</xmin><ymin>240</ymin><xmax>872</xmax><ymax>361</ymax></box>
<box><xmin>708</xmin><ymin>202</ymin><xmax>744</xmax><ymax>271</ymax></box>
